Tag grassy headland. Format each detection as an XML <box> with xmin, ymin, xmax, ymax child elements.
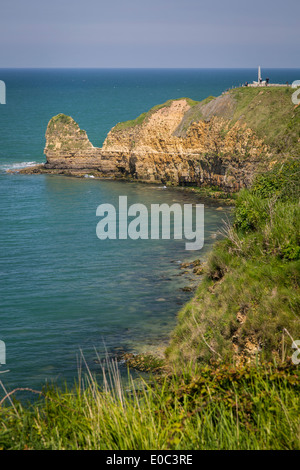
<box><xmin>2</xmin><ymin>86</ymin><xmax>300</xmax><ymax>449</ymax></box>
<box><xmin>114</xmin><ymin>97</ymin><xmax>200</xmax><ymax>131</ymax></box>
<box><xmin>166</xmin><ymin>159</ymin><xmax>300</xmax><ymax>367</ymax></box>
<box><xmin>174</xmin><ymin>87</ymin><xmax>300</xmax><ymax>158</ymax></box>
<box><xmin>0</xmin><ymin>160</ymin><xmax>299</xmax><ymax>450</ymax></box>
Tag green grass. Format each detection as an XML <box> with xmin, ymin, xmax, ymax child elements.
<box><xmin>166</xmin><ymin>160</ymin><xmax>300</xmax><ymax>367</ymax></box>
<box><xmin>176</xmin><ymin>184</ymin><xmax>237</xmax><ymax>204</ymax></box>
<box><xmin>174</xmin><ymin>87</ymin><xmax>300</xmax><ymax>156</ymax></box>
<box><xmin>0</xmin><ymin>361</ymin><xmax>299</xmax><ymax>450</ymax></box>
<box><xmin>113</xmin><ymin>97</ymin><xmax>200</xmax><ymax>131</ymax></box>
<box><xmin>48</xmin><ymin>114</ymin><xmax>74</xmax><ymax>129</ymax></box>
<box><xmin>229</xmin><ymin>87</ymin><xmax>300</xmax><ymax>156</ymax></box>
<box><xmin>46</xmin><ymin>114</ymin><xmax>92</xmax><ymax>151</ymax></box>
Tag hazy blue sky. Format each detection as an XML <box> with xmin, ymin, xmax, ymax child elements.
<box><xmin>0</xmin><ymin>0</ymin><xmax>299</xmax><ymax>67</ymax></box>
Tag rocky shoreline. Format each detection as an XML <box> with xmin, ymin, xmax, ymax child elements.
<box><xmin>7</xmin><ymin>162</ymin><xmax>231</xmax><ymax>372</ymax></box>
<box><xmin>107</xmin><ymin>257</ymin><xmax>209</xmax><ymax>373</ymax></box>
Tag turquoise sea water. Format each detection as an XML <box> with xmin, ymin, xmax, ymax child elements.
<box><xmin>0</xmin><ymin>68</ymin><xmax>299</xmax><ymax>391</ymax></box>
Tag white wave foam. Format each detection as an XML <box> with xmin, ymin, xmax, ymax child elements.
<box><xmin>0</xmin><ymin>161</ymin><xmax>40</xmax><ymax>173</ymax></box>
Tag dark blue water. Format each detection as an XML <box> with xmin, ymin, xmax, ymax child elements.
<box><xmin>0</xmin><ymin>69</ymin><xmax>299</xmax><ymax>391</ymax></box>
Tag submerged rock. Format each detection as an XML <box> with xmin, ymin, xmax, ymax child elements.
<box><xmin>118</xmin><ymin>352</ymin><xmax>165</xmax><ymax>373</ymax></box>
<box><xmin>193</xmin><ymin>267</ymin><xmax>204</xmax><ymax>275</ymax></box>
<box><xmin>181</xmin><ymin>286</ymin><xmax>195</xmax><ymax>292</ymax></box>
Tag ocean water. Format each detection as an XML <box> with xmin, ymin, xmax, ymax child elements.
<box><xmin>0</xmin><ymin>68</ymin><xmax>299</xmax><ymax>392</ymax></box>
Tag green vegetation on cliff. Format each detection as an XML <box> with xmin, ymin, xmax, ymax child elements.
<box><xmin>44</xmin><ymin>87</ymin><xmax>299</xmax><ymax>191</ymax></box>
<box><xmin>114</xmin><ymin>97</ymin><xmax>199</xmax><ymax>131</ymax></box>
<box><xmin>45</xmin><ymin>113</ymin><xmax>93</xmax><ymax>152</ymax></box>
<box><xmin>229</xmin><ymin>87</ymin><xmax>300</xmax><ymax>157</ymax></box>
<box><xmin>113</xmin><ymin>87</ymin><xmax>300</xmax><ymax>160</ymax></box>
<box><xmin>49</xmin><ymin>113</ymin><xmax>73</xmax><ymax>125</ymax></box>
<box><xmin>166</xmin><ymin>159</ymin><xmax>300</xmax><ymax>367</ymax></box>
<box><xmin>47</xmin><ymin>113</ymin><xmax>75</xmax><ymax>134</ymax></box>
<box><xmin>174</xmin><ymin>87</ymin><xmax>300</xmax><ymax>159</ymax></box>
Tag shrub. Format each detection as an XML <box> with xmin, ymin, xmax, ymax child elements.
<box><xmin>252</xmin><ymin>159</ymin><xmax>300</xmax><ymax>201</ymax></box>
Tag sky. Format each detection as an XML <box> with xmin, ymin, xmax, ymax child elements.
<box><xmin>0</xmin><ymin>0</ymin><xmax>299</xmax><ymax>68</ymax></box>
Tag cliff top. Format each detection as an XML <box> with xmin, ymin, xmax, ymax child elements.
<box><xmin>45</xmin><ymin>113</ymin><xmax>94</xmax><ymax>153</ymax></box>
<box><xmin>113</xmin><ymin>97</ymin><xmax>200</xmax><ymax>131</ymax></box>
<box><xmin>174</xmin><ymin>87</ymin><xmax>300</xmax><ymax>156</ymax></box>
<box><xmin>45</xmin><ymin>86</ymin><xmax>300</xmax><ymax>160</ymax></box>
<box><xmin>105</xmin><ymin>87</ymin><xmax>299</xmax><ymax>157</ymax></box>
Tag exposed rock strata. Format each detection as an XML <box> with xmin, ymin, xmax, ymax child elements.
<box><xmin>29</xmin><ymin>92</ymin><xmax>276</xmax><ymax>190</ymax></box>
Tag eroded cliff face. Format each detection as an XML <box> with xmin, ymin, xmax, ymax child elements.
<box><xmin>44</xmin><ymin>114</ymin><xmax>115</xmax><ymax>174</ymax></box>
<box><xmin>43</xmin><ymin>93</ymin><xmax>272</xmax><ymax>190</ymax></box>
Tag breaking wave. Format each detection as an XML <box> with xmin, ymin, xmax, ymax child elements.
<box><xmin>0</xmin><ymin>161</ymin><xmax>40</xmax><ymax>173</ymax></box>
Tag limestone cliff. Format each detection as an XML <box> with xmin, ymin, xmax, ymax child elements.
<box><xmin>44</xmin><ymin>114</ymin><xmax>115</xmax><ymax>174</ymax></box>
<box><xmin>40</xmin><ymin>87</ymin><xmax>299</xmax><ymax>190</ymax></box>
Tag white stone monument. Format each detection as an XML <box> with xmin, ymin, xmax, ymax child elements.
<box><xmin>253</xmin><ymin>66</ymin><xmax>266</xmax><ymax>86</ymax></box>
